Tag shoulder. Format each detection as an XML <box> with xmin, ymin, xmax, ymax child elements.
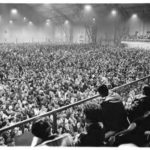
<box><xmin>61</xmin><ymin>133</ymin><xmax>73</xmax><ymax>146</ymax></box>
<box><xmin>74</xmin><ymin>132</ymin><xmax>87</xmax><ymax>146</ymax></box>
<box><xmin>134</xmin><ymin>96</ymin><xmax>150</xmax><ymax>107</ymax></box>
<box><xmin>40</xmin><ymin>133</ymin><xmax>73</xmax><ymax>146</ymax></box>
<box><xmin>105</xmin><ymin>91</ymin><xmax>122</xmax><ymax>102</ymax></box>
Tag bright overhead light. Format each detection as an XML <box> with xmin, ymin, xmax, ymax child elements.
<box><xmin>9</xmin><ymin>20</ymin><xmax>13</xmax><ymax>24</ymax></box>
<box><xmin>46</xmin><ymin>19</ymin><xmax>50</xmax><ymax>22</ymax></box>
<box><xmin>84</xmin><ymin>5</ymin><xmax>92</xmax><ymax>11</ymax></box>
<box><xmin>29</xmin><ymin>21</ymin><xmax>33</xmax><ymax>25</ymax></box>
<box><xmin>65</xmin><ymin>20</ymin><xmax>69</xmax><ymax>25</ymax></box>
<box><xmin>46</xmin><ymin>22</ymin><xmax>49</xmax><ymax>26</ymax></box>
<box><xmin>132</xmin><ymin>13</ymin><xmax>138</xmax><ymax>19</ymax></box>
<box><xmin>93</xmin><ymin>18</ymin><xmax>95</xmax><ymax>22</ymax></box>
<box><xmin>111</xmin><ymin>9</ymin><xmax>117</xmax><ymax>16</ymax></box>
<box><xmin>11</xmin><ymin>8</ymin><xmax>18</xmax><ymax>15</ymax></box>
<box><xmin>23</xmin><ymin>17</ymin><xmax>27</xmax><ymax>21</ymax></box>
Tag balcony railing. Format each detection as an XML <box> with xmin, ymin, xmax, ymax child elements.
<box><xmin>0</xmin><ymin>75</ymin><xmax>150</xmax><ymax>134</ymax></box>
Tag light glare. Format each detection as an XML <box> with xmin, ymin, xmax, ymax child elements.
<box><xmin>132</xmin><ymin>14</ymin><xmax>138</xmax><ymax>19</ymax></box>
<box><xmin>46</xmin><ymin>22</ymin><xmax>49</xmax><ymax>26</ymax></box>
<box><xmin>11</xmin><ymin>8</ymin><xmax>18</xmax><ymax>15</ymax></box>
<box><xmin>93</xmin><ymin>18</ymin><xmax>95</xmax><ymax>22</ymax></box>
<box><xmin>9</xmin><ymin>20</ymin><xmax>13</xmax><ymax>24</ymax></box>
<box><xmin>65</xmin><ymin>20</ymin><xmax>69</xmax><ymax>25</ymax></box>
<box><xmin>46</xmin><ymin>19</ymin><xmax>50</xmax><ymax>23</ymax></box>
<box><xmin>24</xmin><ymin>17</ymin><xmax>27</xmax><ymax>21</ymax></box>
<box><xmin>84</xmin><ymin>5</ymin><xmax>92</xmax><ymax>11</ymax></box>
<box><xmin>29</xmin><ymin>21</ymin><xmax>33</xmax><ymax>25</ymax></box>
<box><xmin>111</xmin><ymin>9</ymin><xmax>117</xmax><ymax>16</ymax></box>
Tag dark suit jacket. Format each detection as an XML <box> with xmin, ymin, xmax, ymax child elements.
<box><xmin>101</xmin><ymin>96</ymin><xmax>129</xmax><ymax>132</ymax></box>
<box><xmin>75</xmin><ymin>123</ymin><xmax>105</xmax><ymax>146</ymax></box>
<box><xmin>128</xmin><ymin>96</ymin><xmax>150</xmax><ymax>122</ymax></box>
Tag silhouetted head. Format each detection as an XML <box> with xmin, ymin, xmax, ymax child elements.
<box><xmin>84</xmin><ymin>102</ymin><xmax>102</xmax><ymax>123</ymax></box>
<box><xmin>31</xmin><ymin>119</ymin><xmax>51</xmax><ymax>140</ymax></box>
<box><xmin>97</xmin><ymin>84</ymin><xmax>109</xmax><ymax>97</ymax></box>
<box><xmin>142</xmin><ymin>85</ymin><xmax>150</xmax><ymax>97</ymax></box>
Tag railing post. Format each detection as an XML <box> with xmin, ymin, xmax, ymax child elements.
<box><xmin>148</xmin><ymin>77</ymin><xmax>150</xmax><ymax>84</ymax></box>
<box><xmin>53</xmin><ymin>113</ymin><xmax>57</xmax><ymax>134</ymax></box>
<box><xmin>21</xmin><ymin>125</ymin><xmax>24</xmax><ymax>134</ymax></box>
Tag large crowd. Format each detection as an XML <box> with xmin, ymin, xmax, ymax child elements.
<box><xmin>0</xmin><ymin>43</ymin><xmax>150</xmax><ymax>146</ymax></box>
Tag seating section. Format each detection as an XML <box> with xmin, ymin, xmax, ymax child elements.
<box><xmin>0</xmin><ymin>44</ymin><xmax>150</xmax><ymax>146</ymax></box>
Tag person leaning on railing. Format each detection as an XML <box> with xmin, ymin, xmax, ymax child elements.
<box><xmin>108</xmin><ymin>111</ymin><xmax>150</xmax><ymax>147</ymax></box>
<box><xmin>97</xmin><ymin>84</ymin><xmax>129</xmax><ymax>139</ymax></box>
<box><xmin>127</xmin><ymin>85</ymin><xmax>150</xmax><ymax>122</ymax></box>
<box><xmin>106</xmin><ymin>85</ymin><xmax>150</xmax><ymax>147</ymax></box>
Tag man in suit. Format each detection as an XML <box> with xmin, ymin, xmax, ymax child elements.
<box><xmin>97</xmin><ymin>85</ymin><xmax>129</xmax><ymax>135</ymax></box>
<box><xmin>128</xmin><ymin>85</ymin><xmax>150</xmax><ymax>122</ymax></box>
<box><xmin>108</xmin><ymin>111</ymin><xmax>150</xmax><ymax>147</ymax></box>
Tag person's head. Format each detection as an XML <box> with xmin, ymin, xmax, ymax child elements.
<box><xmin>83</xmin><ymin>102</ymin><xmax>105</xmax><ymax>145</ymax></box>
<box><xmin>142</xmin><ymin>85</ymin><xmax>150</xmax><ymax>97</ymax></box>
<box><xmin>83</xmin><ymin>102</ymin><xmax>102</xmax><ymax>123</ymax></box>
<box><xmin>31</xmin><ymin>119</ymin><xmax>51</xmax><ymax>140</ymax></box>
<box><xmin>97</xmin><ymin>84</ymin><xmax>108</xmax><ymax>97</ymax></box>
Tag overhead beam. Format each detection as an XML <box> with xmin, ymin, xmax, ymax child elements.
<box><xmin>51</xmin><ymin>5</ymin><xmax>75</xmax><ymax>24</ymax></box>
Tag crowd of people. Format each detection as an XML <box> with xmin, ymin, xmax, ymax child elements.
<box><xmin>30</xmin><ymin>84</ymin><xmax>150</xmax><ymax>147</ymax></box>
<box><xmin>0</xmin><ymin>43</ymin><xmax>150</xmax><ymax>146</ymax></box>
<box><xmin>123</xmin><ymin>31</ymin><xmax>150</xmax><ymax>41</ymax></box>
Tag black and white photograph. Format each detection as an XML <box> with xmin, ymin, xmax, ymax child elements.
<box><xmin>0</xmin><ymin>1</ymin><xmax>150</xmax><ymax>147</ymax></box>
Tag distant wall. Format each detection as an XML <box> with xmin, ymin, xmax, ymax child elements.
<box><xmin>127</xmin><ymin>17</ymin><xmax>150</xmax><ymax>36</ymax></box>
<box><xmin>0</xmin><ymin>13</ymin><xmax>149</xmax><ymax>44</ymax></box>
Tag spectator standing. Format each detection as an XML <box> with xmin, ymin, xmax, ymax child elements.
<box><xmin>97</xmin><ymin>85</ymin><xmax>129</xmax><ymax>135</ymax></box>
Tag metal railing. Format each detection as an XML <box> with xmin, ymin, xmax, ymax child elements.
<box><xmin>0</xmin><ymin>75</ymin><xmax>150</xmax><ymax>134</ymax></box>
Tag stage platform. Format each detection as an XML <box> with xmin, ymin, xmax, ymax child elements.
<box><xmin>121</xmin><ymin>41</ymin><xmax>150</xmax><ymax>49</ymax></box>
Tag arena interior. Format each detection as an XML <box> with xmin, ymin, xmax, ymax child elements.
<box><xmin>0</xmin><ymin>3</ymin><xmax>150</xmax><ymax>147</ymax></box>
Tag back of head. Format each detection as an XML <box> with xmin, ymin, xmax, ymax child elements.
<box><xmin>143</xmin><ymin>85</ymin><xmax>150</xmax><ymax>97</ymax></box>
<box><xmin>97</xmin><ymin>84</ymin><xmax>108</xmax><ymax>97</ymax></box>
<box><xmin>84</xmin><ymin>102</ymin><xmax>102</xmax><ymax>123</ymax></box>
<box><xmin>80</xmin><ymin>102</ymin><xmax>105</xmax><ymax>146</ymax></box>
<box><xmin>31</xmin><ymin>119</ymin><xmax>51</xmax><ymax>140</ymax></box>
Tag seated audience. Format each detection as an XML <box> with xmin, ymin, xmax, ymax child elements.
<box><xmin>0</xmin><ymin>43</ymin><xmax>150</xmax><ymax>146</ymax></box>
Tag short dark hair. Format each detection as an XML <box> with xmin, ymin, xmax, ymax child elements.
<box><xmin>97</xmin><ymin>84</ymin><xmax>108</xmax><ymax>97</ymax></box>
<box><xmin>31</xmin><ymin>119</ymin><xmax>51</xmax><ymax>140</ymax></box>
<box><xmin>84</xmin><ymin>102</ymin><xmax>102</xmax><ymax>123</ymax></box>
<box><xmin>143</xmin><ymin>85</ymin><xmax>150</xmax><ymax>96</ymax></box>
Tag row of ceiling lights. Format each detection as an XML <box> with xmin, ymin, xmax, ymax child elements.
<box><xmin>0</xmin><ymin>5</ymin><xmax>138</xmax><ymax>26</ymax></box>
